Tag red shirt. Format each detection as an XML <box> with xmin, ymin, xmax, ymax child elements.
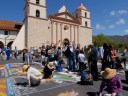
<box><xmin>111</xmin><ymin>49</ymin><xmax>116</xmax><ymax>61</ymax></box>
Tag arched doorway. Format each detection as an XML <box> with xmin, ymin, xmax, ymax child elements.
<box><xmin>0</xmin><ymin>41</ymin><xmax>4</xmax><ymax>48</ymax></box>
<box><xmin>7</xmin><ymin>41</ymin><xmax>13</xmax><ymax>49</ymax></box>
<box><xmin>63</xmin><ymin>38</ymin><xmax>69</xmax><ymax>46</ymax></box>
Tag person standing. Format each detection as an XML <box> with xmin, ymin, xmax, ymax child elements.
<box><xmin>57</xmin><ymin>46</ymin><xmax>62</xmax><ymax>67</ymax></box>
<box><xmin>75</xmin><ymin>46</ymin><xmax>80</xmax><ymax>70</ymax></box>
<box><xmin>41</xmin><ymin>48</ymin><xmax>46</xmax><ymax>66</ymax></box>
<box><xmin>72</xmin><ymin>42</ymin><xmax>76</xmax><ymax>71</ymax></box>
<box><xmin>122</xmin><ymin>53</ymin><xmax>126</xmax><ymax>69</ymax></box>
<box><xmin>99</xmin><ymin>46</ymin><xmax>104</xmax><ymax>60</ymax></box>
<box><xmin>66</xmin><ymin>44</ymin><xmax>74</xmax><ymax>71</ymax></box>
<box><xmin>109</xmin><ymin>45</ymin><xmax>117</xmax><ymax>69</ymax></box>
<box><xmin>6</xmin><ymin>47</ymin><xmax>11</xmax><ymax>60</ymax></box>
<box><xmin>102</xmin><ymin>43</ymin><xmax>110</xmax><ymax>70</ymax></box>
<box><xmin>30</xmin><ymin>47</ymin><xmax>34</xmax><ymax>55</ymax></box>
<box><xmin>25</xmin><ymin>49</ymin><xmax>31</xmax><ymax>65</ymax></box>
<box><xmin>22</xmin><ymin>48</ymin><xmax>26</xmax><ymax>62</ymax></box>
<box><xmin>90</xmin><ymin>44</ymin><xmax>98</xmax><ymax>80</ymax></box>
<box><xmin>38</xmin><ymin>47</ymin><xmax>41</xmax><ymax>59</ymax></box>
<box><xmin>78</xmin><ymin>49</ymin><xmax>85</xmax><ymax>72</ymax></box>
<box><xmin>14</xmin><ymin>46</ymin><xmax>18</xmax><ymax>59</ymax></box>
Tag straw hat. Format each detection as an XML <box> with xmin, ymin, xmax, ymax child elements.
<box><xmin>47</xmin><ymin>62</ymin><xmax>55</xmax><ymax>70</ymax></box>
<box><xmin>22</xmin><ymin>65</ymin><xmax>30</xmax><ymax>71</ymax></box>
<box><xmin>101</xmin><ymin>68</ymin><xmax>116</xmax><ymax>79</ymax></box>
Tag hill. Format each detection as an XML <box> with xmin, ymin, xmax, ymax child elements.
<box><xmin>107</xmin><ymin>35</ymin><xmax>128</xmax><ymax>44</ymax></box>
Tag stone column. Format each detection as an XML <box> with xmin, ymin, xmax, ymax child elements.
<box><xmin>56</xmin><ymin>22</ymin><xmax>58</xmax><ymax>44</ymax></box>
<box><xmin>51</xmin><ymin>22</ymin><xmax>53</xmax><ymax>43</ymax></box>
<box><xmin>60</xmin><ymin>23</ymin><xmax>62</xmax><ymax>43</ymax></box>
<box><xmin>74</xmin><ymin>26</ymin><xmax>76</xmax><ymax>44</ymax></box>
<box><xmin>70</xmin><ymin>25</ymin><xmax>72</xmax><ymax>43</ymax></box>
<box><xmin>77</xmin><ymin>26</ymin><xmax>79</xmax><ymax>44</ymax></box>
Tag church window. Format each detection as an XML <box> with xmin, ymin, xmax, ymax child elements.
<box><xmin>76</xmin><ymin>13</ymin><xmax>78</xmax><ymax>18</ymax></box>
<box><xmin>36</xmin><ymin>0</ymin><xmax>39</xmax><ymax>4</ymax></box>
<box><xmin>4</xmin><ymin>31</ymin><xmax>9</xmax><ymax>35</ymax></box>
<box><xmin>64</xmin><ymin>25</ymin><xmax>69</xmax><ymax>30</ymax></box>
<box><xmin>85</xmin><ymin>12</ymin><xmax>87</xmax><ymax>18</ymax></box>
<box><xmin>85</xmin><ymin>21</ymin><xmax>88</xmax><ymax>27</ymax></box>
<box><xmin>36</xmin><ymin>10</ymin><xmax>40</xmax><ymax>17</ymax></box>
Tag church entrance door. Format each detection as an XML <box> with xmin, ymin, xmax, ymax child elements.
<box><xmin>0</xmin><ymin>41</ymin><xmax>4</xmax><ymax>48</ymax></box>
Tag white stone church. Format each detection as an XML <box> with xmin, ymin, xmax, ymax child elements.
<box><xmin>0</xmin><ymin>0</ymin><xmax>92</xmax><ymax>50</ymax></box>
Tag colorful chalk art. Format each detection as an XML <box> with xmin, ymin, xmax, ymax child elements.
<box><xmin>0</xmin><ymin>63</ymin><xmax>80</xmax><ymax>96</ymax></box>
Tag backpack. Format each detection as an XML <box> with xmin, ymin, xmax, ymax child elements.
<box><xmin>57</xmin><ymin>66</ymin><xmax>63</xmax><ymax>72</ymax></box>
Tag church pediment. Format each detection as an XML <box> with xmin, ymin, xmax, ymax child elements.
<box><xmin>49</xmin><ymin>12</ymin><xmax>80</xmax><ymax>24</ymax></box>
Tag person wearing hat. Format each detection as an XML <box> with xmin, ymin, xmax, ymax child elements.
<box><xmin>21</xmin><ymin>65</ymin><xmax>43</xmax><ymax>87</ymax></box>
<box><xmin>43</xmin><ymin>62</ymin><xmax>55</xmax><ymax>79</ymax></box>
<box><xmin>99</xmin><ymin>68</ymin><xmax>123</xmax><ymax>96</ymax></box>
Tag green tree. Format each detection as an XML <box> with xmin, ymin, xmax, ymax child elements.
<box><xmin>93</xmin><ymin>34</ymin><xmax>112</xmax><ymax>47</ymax></box>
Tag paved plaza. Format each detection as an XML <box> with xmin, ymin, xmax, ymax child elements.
<box><xmin>0</xmin><ymin>59</ymin><xmax>128</xmax><ymax>96</ymax></box>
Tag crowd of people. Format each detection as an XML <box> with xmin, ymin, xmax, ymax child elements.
<box><xmin>0</xmin><ymin>41</ymin><xmax>128</xmax><ymax>96</ymax></box>
<box><xmin>0</xmin><ymin>46</ymin><xmax>18</xmax><ymax>60</ymax></box>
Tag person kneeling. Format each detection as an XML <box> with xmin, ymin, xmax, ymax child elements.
<box><xmin>22</xmin><ymin>65</ymin><xmax>43</xmax><ymax>87</ymax></box>
<box><xmin>80</xmin><ymin>65</ymin><xmax>93</xmax><ymax>85</ymax></box>
<box><xmin>99</xmin><ymin>68</ymin><xmax>123</xmax><ymax>96</ymax></box>
<box><xmin>43</xmin><ymin>62</ymin><xmax>55</xmax><ymax>79</ymax></box>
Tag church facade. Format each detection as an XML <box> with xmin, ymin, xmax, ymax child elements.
<box><xmin>11</xmin><ymin>0</ymin><xmax>92</xmax><ymax>50</ymax></box>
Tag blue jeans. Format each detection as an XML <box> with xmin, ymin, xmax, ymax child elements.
<box><xmin>14</xmin><ymin>53</ymin><xmax>17</xmax><ymax>59</ymax></box>
<box><xmin>110</xmin><ymin>60</ymin><xmax>116</xmax><ymax>69</ymax></box>
<box><xmin>7</xmin><ymin>54</ymin><xmax>10</xmax><ymax>60</ymax></box>
<box><xmin>67</xmin><ymin>57</ymin><xmax>74</xmax><ymax>71</ymax></box>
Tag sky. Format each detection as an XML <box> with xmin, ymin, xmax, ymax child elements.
<box><xmin>0</xmin><ymin>0</ymin><xmax>128</xmax><ymax>36</ymax></box>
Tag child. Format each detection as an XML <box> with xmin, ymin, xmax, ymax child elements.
<box><xmin>78</xmin><ymin>49</ymin><xmax>85</xmax><ymax>72</ymax></box>
<box><xmin>99</xmin><ymin>68</ymin><xmax>123</xmax><ymax>96</ymax></box>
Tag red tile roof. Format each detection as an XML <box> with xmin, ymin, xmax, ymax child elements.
<box><xmin>0</xmin><ymin>20</ymin><xmax>23</xmax><ymax>31</ymax></box>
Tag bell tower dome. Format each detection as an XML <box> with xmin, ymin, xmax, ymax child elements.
<box><xmin>73</xmin><ymin>3</ymin><xmax>91</xmax><ymax>28</ymax></box>
<box><xmin>24</xmin><ymin>0</ymin><xmax>46</xmax><ymax>19</ymax></box>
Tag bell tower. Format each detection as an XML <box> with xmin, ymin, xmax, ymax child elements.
<box><xmin>24</xmin><ymin>0</ymin><xmax>46</xmax><ymax>19</ymax></box>
<box><xmin>74</xmin><ymin>3</ymin><xmax>91</xmax><ymax>28</ymax></box>
<box><xmin>24</xmin><ymin>0</ymin><xmax>50</xmax><ymax>48</ymax></box>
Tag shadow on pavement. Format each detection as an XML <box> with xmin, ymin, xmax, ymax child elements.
<box><xmin>15</xmin><ymin>82</ymin><xmax>28</xmax><ymax>87</ymax></box>
<box><xmin>121</xmin><ymin>80</ymin><xmax>127</xmax><ymax>84</ymax></box>
<box><xmin>87</xmin><ymin>92</ymin><xmax>98</xmax><ymax>96</ymax></box>
<box><xmin>123</xmin><ymin>86</ymin><xmax>128</xmax><ymax>91</ymax></box>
